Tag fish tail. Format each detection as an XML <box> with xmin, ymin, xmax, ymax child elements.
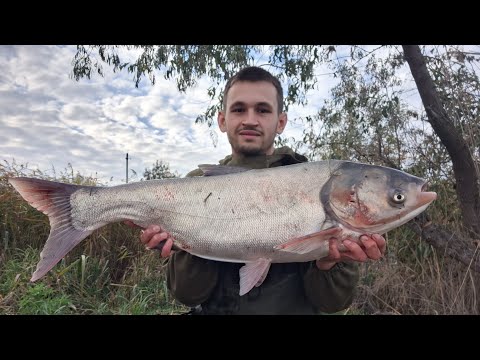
<box><xmin>8</xmin><ymin>177</ymin><xmax>93</xmax><ymax>282</ymax></box>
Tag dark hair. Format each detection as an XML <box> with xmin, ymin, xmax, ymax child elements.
<box><xmin>222</xmin><ymin>66</ymin><xmax>283</xmax><ymax>114</ymax></box>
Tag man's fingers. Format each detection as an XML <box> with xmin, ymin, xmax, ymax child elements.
<box><xmin>140</xmin><ymin>225</ymin><xmax>162</xmax><ymax>245</ymax></box>
<box><xmin>137</xmin><ymin>224</ymin><xmax>177</xmax><ymax>257</ymax></box>
<box><xmin>328</xmin><ymin>238</ymin><xmax>341</xmax><ymax>261</ymax></box>
<box><xmin>360</xmin><ymin>235</ymin><xmax>383</xmax><ymax>260</ymax></box>
<box><xmin>371</xmin><ymin>233</ymin><xmax>387</xmax><ymax>255</ymax></box>
<box><xmin>343</xmin><ymin>240</ymin><xmax>368</xmax><ymax>262</ymax></box>
<box><xmin>160</xmin><ymin>238</ymin><xmax>174</xmax><ymax>258</ymax></box>
<box><xmin>146</xmin><ymin>232</ymin><xmax>169</xmax><ymax>249</ymax></box>
<box><xmin>323</xmin><ymin>234</ymin><xmax>385</xmax><ymax>264</ymax></box>
<box><xmin>153</xmin><ymin>238</ymin><xmax>167</xmax><ymax>254</ymax></box>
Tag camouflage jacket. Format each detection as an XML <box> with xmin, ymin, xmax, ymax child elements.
<box><xmin>166</xmin><ymin>146</ymin><xmax>359</xmax><ymax>315</ymax></box>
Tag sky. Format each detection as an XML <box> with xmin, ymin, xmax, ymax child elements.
<box><xmin>0</xmin><ymin>45</ymin><xmax>429</xmax><ymax>186</ymax></box>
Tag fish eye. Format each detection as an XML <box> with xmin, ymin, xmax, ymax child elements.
<box><xmin>392</xmin><ymin>193</ymin><xmax>405</xmax><ymax>203</ymax></box>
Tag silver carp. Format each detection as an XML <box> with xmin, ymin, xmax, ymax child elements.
<box><xmin>8</xmin><ymin>160</ymin><xmax>437</xmax><ymax>296</ymax></box>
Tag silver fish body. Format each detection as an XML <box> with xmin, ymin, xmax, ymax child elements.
<box><xmin>9</xmin><ymin>160</ymin><xmax>437</xmax><ymax>295</ymax></box>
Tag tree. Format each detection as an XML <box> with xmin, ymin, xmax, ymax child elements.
<box><xmin>402</xmin><ymin>45</ymin><xmax>480</xmax><ymax>236</ymax></box>
<box><xmin>71</xmin><ymin>45</ymin><xmax>480</xmax><ymax>270</ymax></box>
<box><xmin>143</xmin><ymin>160</ymin><xmax>180</xmax><ymax>180</ymax></box>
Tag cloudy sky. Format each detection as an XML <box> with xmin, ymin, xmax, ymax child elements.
<box><xmin>0</xmin><ymin>45</ymin><xmax>425</xmax><ymax>185</ymax></box>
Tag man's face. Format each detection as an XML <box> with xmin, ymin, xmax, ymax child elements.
<box><xmin>218</xmin><ymin>81</ymin><xmax>287</xmax><ymax>156</ymax></box>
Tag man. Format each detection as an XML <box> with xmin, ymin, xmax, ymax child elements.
<box><xmin>128</xmin><ymin>66</ymin><xmax>385</xmax><ymax>314</ymax></box>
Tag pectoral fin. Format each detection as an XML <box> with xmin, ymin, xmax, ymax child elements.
<box><xmin>274</xmin><ymin>227</ymin><xmax>342</xmax><ymax>254</ymax></box>
<box><xmin>239</xmin><ymin>258</ymin><xmax>272</xmax><ymax>296</ymax></box>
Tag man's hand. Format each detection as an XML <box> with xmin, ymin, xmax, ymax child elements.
<box><xmin>316</xmin><ymin>234</ymin><xmax>386</xmax><ymax>271</ymax></box>
<box><xmin>124</xmin><ymin>221</ymin><xmax>176</xmax><ymax>258</ymax></box>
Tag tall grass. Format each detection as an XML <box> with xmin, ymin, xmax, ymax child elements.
<box><xmin>349</xmin><ymin>228</ymin><xmax>480</xmax><ymax>315</ymax></box>
<box><xmin>1</xmin><ymin>159</ymin><xmax>479</xmax><ymax>314</ymax></box>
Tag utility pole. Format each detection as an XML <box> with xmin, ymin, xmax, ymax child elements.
<box><xmin>126</xmin><ymin>153</ymin><xmax>129</xmax><ymax>183</ymax></box>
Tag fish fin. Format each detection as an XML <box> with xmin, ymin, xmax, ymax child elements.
<box><xmin>239</xmin><ymin>258</ymin><xmax>272</xmax><ymax>296</ymax></box>
<box><xmin>274</xmin><ymin>227</ymin><xmax>343</xmax><ymax>254</ymax></box>
<box><xmin>198</xmin><ymin>164</ymin><xmax>251</xmax><ymax>176</ymax></box>
<box><xmin>8</xmin><ymin>177</ymin><xmax>93</xmax><ymax>282</ymax></box>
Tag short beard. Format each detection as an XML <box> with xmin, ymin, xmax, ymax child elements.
<box><xmin>236</xmin><ymin>145</ymin><xmax>264</xmax><ymax>156</ymax></box>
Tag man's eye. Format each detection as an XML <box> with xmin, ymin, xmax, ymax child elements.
<box><xmin>258</xmin><ymin>108</ymin><xmax>270</xmax><ymax>113</ymax></box>
<box><xmin>232</xmin><ymin>108</ymin><xmax>244</xmax><ymax>113</ymax></box>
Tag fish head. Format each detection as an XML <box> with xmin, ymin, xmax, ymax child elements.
<box><xmin>322</xmin><ymin>162</ymin><xmax>437</xmax><ymax>235</ymax></box>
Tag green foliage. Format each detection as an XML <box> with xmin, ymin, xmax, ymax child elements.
<box><xmin>0</xmin><ymin>244</ymin><xmax>188</xmax><ymax>314</ymax></box>
<box><xmin>424</xmin><ymin>46</ymin><xmax>480</xmax><ymax>159</ymax></box>
<box><xmin>0</xmin><ymin>247</ymin><xmax>39</xmax><ymax>294</ymax></box>
<box><xmin>143</xmin><ymin>160</ymin><xmax>180</xmax><ymax>180</ymax></box>
<box><xmin>18</xmin><ymin>283</ymin><xmax>73</xmax><ymax>315</ymax></box>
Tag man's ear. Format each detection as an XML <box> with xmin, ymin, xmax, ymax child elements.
<box><xmin>276</xmin><ymin>112</ymin><xmax>287</xmax><ymax>134</ymax></box>
<box><xmin>218</xmin><ymin>111</ymin><xmax>227</xmax><ymax>133</ymax></box>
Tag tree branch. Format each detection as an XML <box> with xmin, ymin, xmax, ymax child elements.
<box><xmin>407</xmin><ymin>214</ymin><xmax>480</xmax><ymax>274</ymax></box>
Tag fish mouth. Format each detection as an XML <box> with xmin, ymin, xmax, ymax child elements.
<box><xmin>418</xmin><ymin>182</ymin><xmax>437</xmax><ymax>206</ymax></box>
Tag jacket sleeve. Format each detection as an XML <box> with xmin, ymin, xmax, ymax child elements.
<box><xmin>166</xmin><ymin>250</ymin><xmax>220</xmax><ymax>307</ymax></box>
<box><xmin>303</xmin><ymin>261</ymin><xmax>360</xmax><ymax>313</ymax></box>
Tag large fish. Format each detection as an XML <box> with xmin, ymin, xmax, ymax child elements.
<box><xmin>8</xmin><ymin>160</ymin><xmax>437</xmax><ymax>296</ymax></box>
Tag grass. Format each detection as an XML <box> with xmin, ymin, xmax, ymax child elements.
<box><xmin>0</xmin><ymin>242</ymin><xmax>188</xmax><ymax>315</ymax></box>
<box><xmin>0</xmin><ymin>243</ymin><xmax>189</xmax><ymax>315</ymax></box>
<box><xmin>1</xmin><ymin>159</ymin><xmax>479</xmax><ymax>315</ymax></box>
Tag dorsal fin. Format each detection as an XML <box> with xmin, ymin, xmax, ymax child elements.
<box><xmin>198</xmin><ymin>164</ymin><xmax>251</xmax><ymax>176</ymax></box>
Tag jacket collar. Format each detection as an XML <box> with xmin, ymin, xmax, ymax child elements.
<box><xmin>218</xmin><ymin>146</ymin><xmax>308</xmax><ymax>169</ymax></box>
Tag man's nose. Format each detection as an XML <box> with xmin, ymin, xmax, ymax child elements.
<box><xmin>242</xmin><ymin>109</ymin><xmax>259</xmax><ymax>126</ymax></box>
